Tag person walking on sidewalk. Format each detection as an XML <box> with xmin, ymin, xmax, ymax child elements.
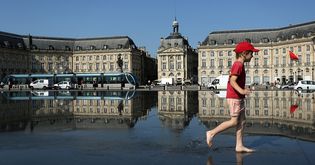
<box><xmin>206</xmin><ymin>41</ymin><xmax>259</xmax><ymax>152</ymax></box>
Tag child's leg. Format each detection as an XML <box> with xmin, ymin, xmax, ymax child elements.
<box><xmin>235</xmin><ymin>111</ymin><xmax>254</xmax><ymax>152</ymax></box>
<box><xmin>206</xmin><ymin>116</ymin><xmax>238</xmax><ymax>147</ymax></box>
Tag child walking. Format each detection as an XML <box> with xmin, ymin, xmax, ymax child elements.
<box><xmin>206</xmin><ymin>41</ymin><xmax>259</xmax><ymax>152</ymax></box>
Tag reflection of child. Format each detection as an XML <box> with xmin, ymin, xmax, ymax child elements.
<box><xmin>206</xmin><ymin>41</ymin><xmax>259</xmax><ymax>152</ymax></box>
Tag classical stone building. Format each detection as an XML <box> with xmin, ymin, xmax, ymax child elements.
<box><xmin>157</xmin><ymin>19</ymin><xmax>198</xmax><ymax>84</ymax></box>
<box><xmin>0</xmin><ymin>32</ymin><xmax>30</xmax><ymax>78</ymax></box>
<box><xmin>158</xmin><ymin>90</ymin><xmax>198</xmax><ymax>130</ymax></box>
<box><xmin>0</xmin><ymin>31</ymin><xmax>157</xmax><ymax>85</ymax></box>
<box><xmin>198</xmin><ymin>21</ymin><xmax>315</xmax><ymax>86</ymax></box>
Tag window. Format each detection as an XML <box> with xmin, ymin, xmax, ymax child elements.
<box><xmin>275</xmin><ymin>57</ymin><xmax>279</xmax><ymax>65</ymax></box>
<box><xmin>228</xmin><ymin>59</ymin><xmax>232</xmax><ymax>67</ymax></box>
<box><xmin>254</xmin><ymin>58</ymin><xmax>259</xmax><ymax>66</ymax></box>
<box><xmin>219</xmin><ymin>51</ymin><xmax>223</xmax><ymax>56</ymax></box>
<box><xmin>169</xmin><ymin>62</ymin><xmax>174</xmax><ymax>70</ymax></box>
<box><xmin>219</xmin><ymin>59</ymin><xmax>223</xmax><ymax>67</ymax></box>
<box><xmin>49</xmin><ymin>45</ymin><xmax>54</xmax><ymax>50</ymax></box>
<box><xmin>264</xmin><ymin>58</ymin><xmax>268</xmax><ymax>66</ymax></box>
<box><xmin>282</xmin><ymin>56</ymin><xmax>286</xmax><ymax>65</ymax></box>
<box><xmin>109</xmin><ymin>63</ymin><xmax>114</xmax><ymax>71</ymax></box>
<box><xmin>124</xmin><ymin>62</ymin><xmax>128</xmax><ymax>69</ymax></box>
<box><xmin>202</xmin><ymin>51</ymin><xmax>206</xmax><ymax>58</ymax></box>
<box><xmin>298</xmin><ymin>46</ymin><xmax>301</xmax><ymax>52</ymax></box>
<box><xmin>264</xmin><ymin>49</ymin><xmax>268</xmax><ymax>55</ymax></box>
<box><xmin>48</xmin><ymin>63</ymin><xmax>53</xmax><ymax>71</ymax></box>
<box><xmin>210</xmin><ymin>51</ymin><xmax>215</xmax><ymax>57</ymax></box>
<box><xmin>210</xmin><ymin>59</ymin><xmax>215</xmax><ymax>67</ymax></box>
<box><xmin>76</xmin><ymin>56</ymin><xmax>79</xmax><ymax>61</ymax></box>
<box><xmin>202</xmin><ymin>59</ymin><xmax>206</xmax><ymax>68</ymax></box>
<box><xmin>103</xmin><ymin>55</ymin><xmax>106</xmax><ymax>60</ymax></box>
<box><xmin>96</xmin><ymin>63</ymin><xmax>99</xmax><ymax>70</ymax></box>
<box><xmin>103</xmin><ymin>45</ymin><xmax>108</xmax><ymax>49</ymax></box>
<box><xmin>275</xmin><ymin>48</ymin><xmax>278</xmax><ymax>54</ymax></box>
<box><xmin>177</xmin><ymin>62</ymin><xmax>181</xmax><ymax>69</ymax></box>
<box><xmin>282</xmin><ymin>48</ymin><xmax>286</xmax><ymax>54</ymax></box>
<box><xmin>228</xmin><ymin>51</ymin><xmax>232</xmax><ymax>56</ymax></box>
<box><xmin>162</xmin><ymin>62</ymin><xmax>166</xmax><ymax>70</ymax></box>
<box><xmin>75</xmin><ymin>63</ymin><xmax>79</xmax><ymax>71</ymax></box>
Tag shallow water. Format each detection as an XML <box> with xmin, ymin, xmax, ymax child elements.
<box><xmin>0</xmin><ymin>90</ymin><xmax>314</xmax><ymax>165</ymax></box>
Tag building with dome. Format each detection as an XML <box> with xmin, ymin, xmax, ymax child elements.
<box><xmin>157</xmin><ymin>18</ymin><xmax>198</xmax><ymax>85</ymax></box>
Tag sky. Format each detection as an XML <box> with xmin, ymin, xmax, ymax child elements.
<box><xmin>1</xmin><ymin>0</ymin><xmax>315</xmax><ymax>57</ymax></box>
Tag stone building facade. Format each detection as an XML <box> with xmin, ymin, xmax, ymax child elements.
<box><xmin>0</xmin><ymin>31</ymin><xmax>157</xmax><ymax>85</ymax></box>
<box><xmin>157</xmin><ymin>19</ymin><xmax>198</xmax><ymax>85</ymax></box>
<box><xmin>198</xmin><ymin>21</ymin><xmax>315</xmax><ymax>86</ymax></box>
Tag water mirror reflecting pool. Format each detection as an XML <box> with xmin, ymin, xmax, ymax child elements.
<box><xmin>0</xmin><ymin>90</ymin><xmax>314</xmax><ymax>164</ymax></box>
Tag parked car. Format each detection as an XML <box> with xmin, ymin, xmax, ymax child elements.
<box><xmin>152</xmin><ymin>80</ymin><xmax>162</xmax><ymax>86</ymax></box>
<box><xmin>29</xmin><ymin>79</ymin><xmax>50</xmax><ymax>89</ymax></box>
<box><xmin>54</xmin><ymin>81</ymin><xmax>73</xmax><ymax>89</ymax></box>
<box><xmin>280</xmin><ymin>82</ymin><xmax>296</xmax><ymax>89</ymax></box>
<box><xmin>294</xmin><ymin>80</ymin><xmax>315</xmax><ymax>91</ymax></box>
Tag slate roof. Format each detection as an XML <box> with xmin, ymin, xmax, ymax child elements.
<box><xmin>160</xmin><ymin>32</ymin><xmax>190</xmax><ymax>49</ymax></box>
<box><xmin>0</xmin><ymin>31</ymin><xmax>26</xmax><ymax>49</ymax></box>
<box><xmin>201</xmin><ymin>21</ymin><xmax>315</xmax><ymax>46</ymax></box>
<box><xmin>0</xmin><ymin>31</ymin><xmax>137</xmax><ymax>51</ymax></box>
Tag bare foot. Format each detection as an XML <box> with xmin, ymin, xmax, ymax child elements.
<box><xmin>235</xmin><ymin>146</ymin><xmax>255</xmax><ymax>153</ymax></box>
<box><xmin>206</xmin><ymin>131</ymin><xmax>214</xmax><ymax>148</ymax></box>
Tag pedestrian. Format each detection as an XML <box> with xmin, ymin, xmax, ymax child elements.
<box><xmin>206</xmin><ymin>41</ymin><xmax>259</xmax><ymax>152</ymax></box>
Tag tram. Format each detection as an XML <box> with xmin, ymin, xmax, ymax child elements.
<box><xmin>0</xmin><ymin>72</ymin><xmax>138</xmax><ymax>90</ymax></box>
<box><xmin>1</xmin><ymin>90</ymin><xmax>136</xmax><ymax>101</ymax></box>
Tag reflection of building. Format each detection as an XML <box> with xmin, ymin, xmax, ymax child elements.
<box><xmin>0</xmin><ymin>94</ymin><xmax>30</xmax><ymax>132</ymax></box>
<box><xmin>198</xmin><ymin>91</ymin><xmax>315</xmax><ymax>141</ymax></box>
<box><xmin>157</xmin><ymin>19</ymin><xmax>198</xmax><ymax>84</ymax></box>
<box><xmin>198</xmin><ymin>20</ymin><xmax>315</xmax><ymax>85</ymax></box>
<box><xmin>0</xmin><ymin>91</ymin><xmax>154</xmax><ymax>131</ymax></box>
<box><xmin>158</xmin><ymin>91</ymin><xmax>197</xmax><ymax>130</ymax></box>
<box><xmin>0</xmin><ymin>31</ymin><xmax>157</xmax><ymax>85</ymax></box>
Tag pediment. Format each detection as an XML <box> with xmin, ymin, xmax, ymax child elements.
<box><xmin>160</xmin><ymin>47</ymin><xmax>183</xmax><ymax>53</ymax></box>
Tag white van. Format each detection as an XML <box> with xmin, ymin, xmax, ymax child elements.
<box><xmin>160</xmin><ymin>78</ymin><xmax>174</xmax><ymax>85</ymax></box>
<box><xmin>207</xmin><ymin>75</ymin><xmax>229</xmax><ymax>90</ymax></box>
<box><xmin>294</xmin><ymin>80</ymin><xmax>315</xmax><ymax>91</ymax></box>
<box><xmin>29</xmin><ymin>79</ymin><xmax>49</xmax><ymax>89</ymax></box>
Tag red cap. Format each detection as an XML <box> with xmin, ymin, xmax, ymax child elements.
<box><xmin>234</xmin><ymin>41</ymin><xmax>260</xmax><ymax>54</ymax></box>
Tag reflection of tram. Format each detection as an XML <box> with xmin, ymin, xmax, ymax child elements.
<box><xmin>0</xmin><ymin>72</ymin><xmax>138</xmax><ymax>89</ymax></box>
<box><xmin>1</xmin><ymin>90</ymin><xmax>136</xmax><ymax>101</ymax></box>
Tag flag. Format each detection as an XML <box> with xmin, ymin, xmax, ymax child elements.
<box><xmin>290</xmin><ymin>104</ymin><xmax>298</xmax><ymax>113</ymax></box>
<box><xmin>289</xmin><ymin>51</ymin><xmax>299</xmax><ymax>61</ymax></box>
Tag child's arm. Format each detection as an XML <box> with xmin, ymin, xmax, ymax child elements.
<box><xmin>230</xmin><ymin>75</ymin><xmax>251</xmax><ymax>95</ymax></box>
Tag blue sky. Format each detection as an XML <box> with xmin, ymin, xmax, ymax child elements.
<box><xmin>1</xmin><ymin>0</ymin><xmax>315</xmax><ymax>57</ymax></box>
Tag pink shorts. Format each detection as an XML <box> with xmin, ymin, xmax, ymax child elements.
<box><xmin>227</xmin><ymin>99</ymin><xmax>245</xmax><ymax>117</ymax></box>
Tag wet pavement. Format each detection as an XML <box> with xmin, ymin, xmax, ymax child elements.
<box><xmin>0</xmin><ymin>90</ymin><xmax>314</xmax><ymax>165</ymax></box>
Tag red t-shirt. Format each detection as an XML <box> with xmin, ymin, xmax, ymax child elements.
<box><xmin>226</xmin><ymin>61</ymin><xmax>246</xmax><ymax>99</ymax></box>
